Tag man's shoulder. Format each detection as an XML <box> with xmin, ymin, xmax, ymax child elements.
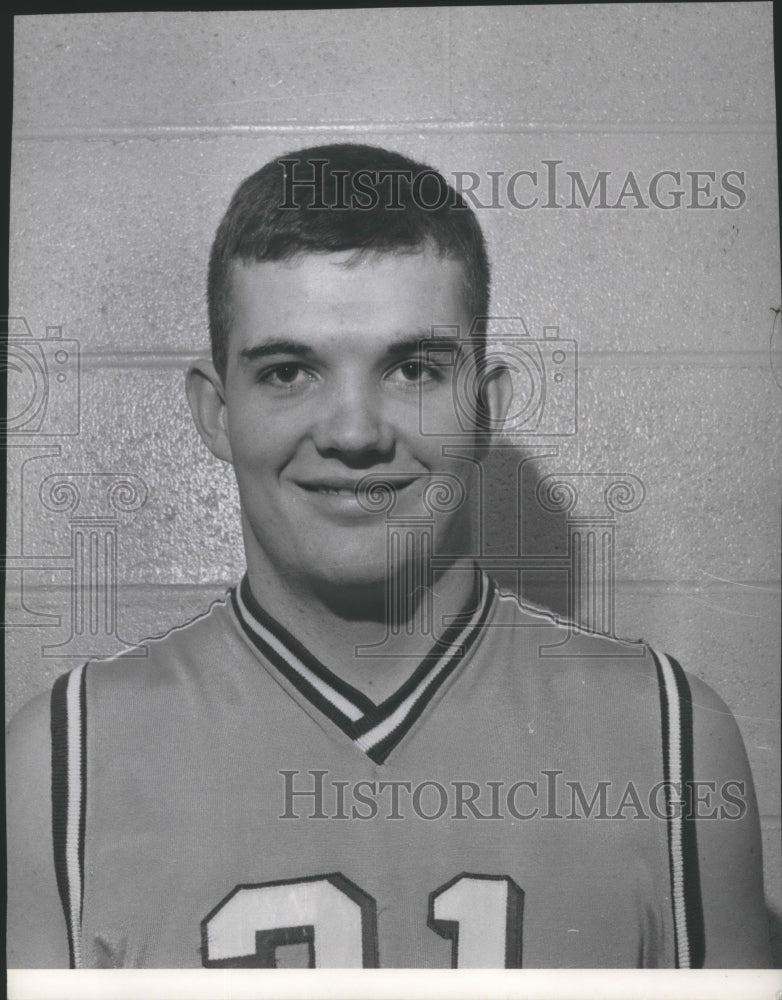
<box><xmin>74</xmin><ymin>587</ymin><xmax>240</xmax><ymax>695</ymax></box>
<box><xmin>486</xmin><ymin>583</ymin><xmax>692</xmax><ymax>703</ymax></box>
<box><xmin>490</xmin><ymin>583</ymin><xmax>651</xmax><ymax>662</ymax></box>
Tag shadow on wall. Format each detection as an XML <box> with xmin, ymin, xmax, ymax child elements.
<box><xmin>481</xmin><ymin>444</ymin><xmax>631</xmax><ymax>632</ymax></box>
<box><xmin>481</xmin><ymin>444</ymin><xmax>568</xmax><ymax>617</ymax></box>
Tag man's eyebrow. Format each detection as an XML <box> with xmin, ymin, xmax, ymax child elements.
<box><xmin>237</xmin><ymin>340</ymin><xmax>316</xmax><ymax>364</ymax></box>
<box><xmin>385</xmin><ymin>335</ymin><xmax>465</xmax><ymax>359</ymax></box>
<box><xmin>237</xmin><ymin>334</ymin><xmax>467</xmax><ymax>365</ymax></box>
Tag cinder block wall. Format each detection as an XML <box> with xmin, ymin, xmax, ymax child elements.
<box><xmin>9</xmin><ymin>5</ymin><xmax>780</xmax><ymax>959</ymax></box>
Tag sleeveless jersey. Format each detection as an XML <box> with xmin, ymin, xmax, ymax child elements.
<box><xmin>50</xmin><ymin>574</ymin><xmax>703</xmax><ymax>968</ymax></box>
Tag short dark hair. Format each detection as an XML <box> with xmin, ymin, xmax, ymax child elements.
<box><xmin>207</xmin><ymin>143</ymin><xmax>490</xmax><ymax>378</ymax></box>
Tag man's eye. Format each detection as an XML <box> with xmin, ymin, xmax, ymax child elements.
<box><xmin>391</xmin><ymin>360</ymin><xmax>441</xmax><ymax>384</ymax></box>
<box><xmin>258</xmin><ymin>363</ymin><xmax>313</xmax><ymax>388</ymax></box>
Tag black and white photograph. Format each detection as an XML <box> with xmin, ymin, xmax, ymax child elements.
<box><xmin>5</xmin><ymin>5</ymin><xmax>781</xmax><ymax>996</ymax></box>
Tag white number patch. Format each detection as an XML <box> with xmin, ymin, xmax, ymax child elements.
<box><xmin>201</xmin><ymin>872</ymin><xmax>523</xmax><ymax>968</ymax></box>
<box><xmin>429</xmin><ymin>874</ymin><xmax>524</xmax><ymax>968</ymax></box>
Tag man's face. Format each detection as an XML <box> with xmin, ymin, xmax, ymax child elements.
<box><xmin>202</xmin><ymin>249</ymin><xmax>497</xmax><ymax>595</ymax></box>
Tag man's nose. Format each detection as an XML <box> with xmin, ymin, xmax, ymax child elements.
<box><xmin>312</xmin><ymin>380</ymin><xmax>394</xmax><ymax>458</ymax></box>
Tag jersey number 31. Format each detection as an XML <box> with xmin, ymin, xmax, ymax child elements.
<box><xmin>202</xmin><ymin>872</ymin><xmax>524</xmax><ymax>968</ymax></box>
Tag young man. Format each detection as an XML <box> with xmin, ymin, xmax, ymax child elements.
<box><xmin>6</xmin><ymin>144</ymin><xmax>771</xmax><ymax>968</ymax></box>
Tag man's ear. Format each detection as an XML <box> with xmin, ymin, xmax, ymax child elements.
<box><xmin>186</xmin><ymin>359</ymin><xmax>233</xmax><ymax>464</ymax></box>
<box><xmin>477</xmin><ymin>363</ymin><xmax>513</xmax><ymax>441</ymax></box>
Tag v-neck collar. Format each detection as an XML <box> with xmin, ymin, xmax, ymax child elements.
<box><xmin>230</xmin><ymin>571</ymin><xmax>496</xmax><ymax>764</ymax></box>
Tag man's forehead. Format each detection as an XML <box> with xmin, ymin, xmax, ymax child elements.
<box><xmin>226</xmin><ymin>251</ymin><xmax>473</xmax><ymax>348</ymax></box>
<box><xmin>228</xmin><ymin>247</ymin><xmax>466</xmax><ymax>286</ymax></box>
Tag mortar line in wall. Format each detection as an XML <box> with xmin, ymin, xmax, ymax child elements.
<box><xmin>13</xmin><ymin>120</ymin><xmax>778</xmax><ymax>141</ymax></box>
<box><xmin>18</xmin><ymin>579</ymin><xmax>781</xmax><ymax>592</ymax></box>
<box><xmin>573</xmin><ymin>350</ymin><xmax>779</xmax><ymax>370</ymax></box>
<box><xmin>75</xmin><ymin>349</ymin><xmax>778</xmax><ymax>370</ymax></box>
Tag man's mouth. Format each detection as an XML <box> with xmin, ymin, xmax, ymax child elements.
<box><xmin>298</xmin><ymin>477</ymin><xmax>418</xmax><ymax>497</ymax></box>
<box><xmin>299</xmin><ymin>481</ymin><xmax>364</xmax><ymax>495</ymax></box>
<box><xmin>312</xmin><ymin>486</ymin><xmax>357</xmax><ymax>496</ymax></box>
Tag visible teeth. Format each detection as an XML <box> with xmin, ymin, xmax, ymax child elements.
<box><xmin>318</xmin><ymin>487</ymin><xmax>352</xmax><ymax>495</ymax></box>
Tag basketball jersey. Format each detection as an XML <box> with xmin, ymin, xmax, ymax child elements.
<box><xmin>51</xmin><ymin>573</ymin><xmax>703</xmax><ymax>968</ymax></box>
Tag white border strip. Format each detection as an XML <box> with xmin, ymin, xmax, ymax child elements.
<box><xmin>8</xmin><ymin>969</ymin><xmax>780</xmax><ymax>1000</ymax></box>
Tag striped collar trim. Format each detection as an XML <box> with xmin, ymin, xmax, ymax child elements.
<box><xmin>231</xmin><ymin>572</ymin><xmax>496</xmax><ymax>764</ymax></box>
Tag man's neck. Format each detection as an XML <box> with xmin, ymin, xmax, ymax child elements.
<box><xmin>244</xmin><ymin>558</ymin><xmax>481</xmax><ymax>702</ymax></box>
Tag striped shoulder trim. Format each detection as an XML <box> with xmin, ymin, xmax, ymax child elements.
<box><xmin>51</xmin><ymin>664</ymin><xmax>88</xmax><ymax>970</ymax></box>
<box><xmin>651</xmin><ymin>649</ymin><xmax>705</xmax><ymax>968</ymax></box>
<box><xmin>231</xmin><ymin>573</ymin><xmax>496</xmax><ymax>764</ymax></box>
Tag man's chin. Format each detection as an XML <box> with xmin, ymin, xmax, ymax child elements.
<box><xmin>314</xmin><ymin>562</ymin><xmax>392</xmax><ymax>592</ymax></box>
<box><xmin>305</xmin><ymin>566</ymin><xmax>390</xmax><ymax>620</ymax></box>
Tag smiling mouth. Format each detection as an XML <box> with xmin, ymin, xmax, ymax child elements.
<box><xmin>312</xmin><ymin>486</ymin><xmax>358</xmax><ymax>496</ymax></box>
<box><xmin>298</xmin><ymin>478</ymin><xmax>418</xmax><ymax>497</ymax></box>
<box><xmin>299</xmin><ymin>483</ymin><xmax>364</xmax><ymax>496</ymax></box>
